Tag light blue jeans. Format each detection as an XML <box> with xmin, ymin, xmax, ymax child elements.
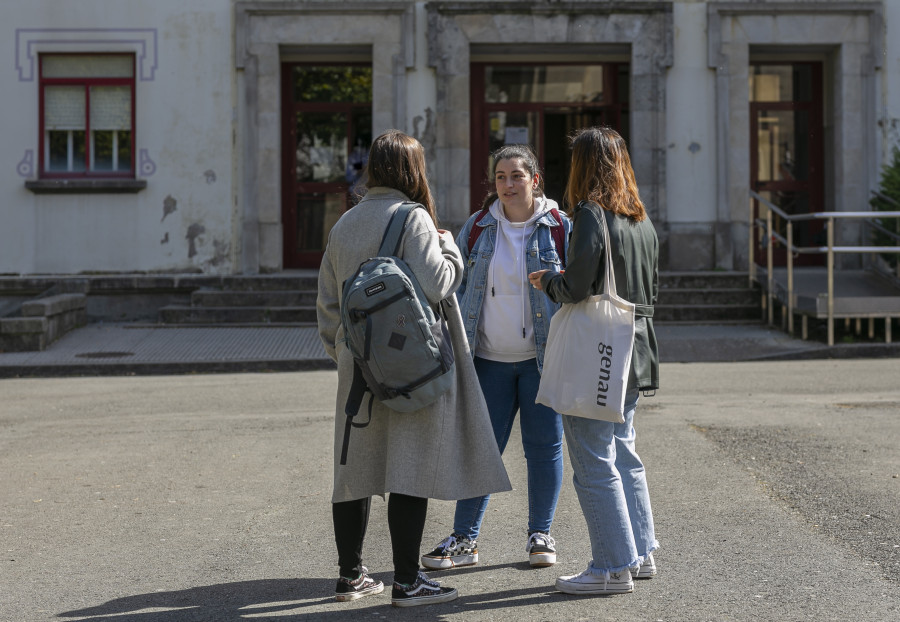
<box><xmin>453</xmin><ymin>357</ymin><xmax>564</xmax><ymax>540</ymax></box>
<box><xmin>563</xmin><ymin>387</ymin><xmax>658</xmax><ymax>574</ymax></box>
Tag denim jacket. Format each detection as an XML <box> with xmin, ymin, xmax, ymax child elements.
<box><xmin>455</xmin><ymin>205</ymin><xmax>572</xmax><ymax>372</ymax></box>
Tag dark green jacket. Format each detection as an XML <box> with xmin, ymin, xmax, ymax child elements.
<box><xmin>540</xmin><ymin>201</ymin><xmax>659</xmax><ymax>391</ymax></box>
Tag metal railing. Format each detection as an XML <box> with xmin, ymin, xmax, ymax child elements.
<box><xmin>749</xmin><ymin>190</ymin><xmax>900</xmax><ymax>345</ymax></box>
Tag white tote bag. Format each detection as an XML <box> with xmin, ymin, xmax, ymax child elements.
<box><xmin>536</xmin><ymin>211</ymin><xmax>635</xmax><ymax>423</ymax></box>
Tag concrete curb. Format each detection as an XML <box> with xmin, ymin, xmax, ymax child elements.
<box><xmin>0</xmin><ymin>358</ymin><xmax>336</xmax><ymax>379</ymax></box>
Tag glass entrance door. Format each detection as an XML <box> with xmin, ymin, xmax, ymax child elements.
<box><xmin>281</xmin><ymin>64</ymin><xmax>372</xmax><ymax>268</ymax></box>
<box><xmin>470</xmin><ymin>63</ymin><xmax>629</xmax><ymax>210</ymax></box>
<box><xmin>750</xmin><ymin>62</ymin><xmax>824</xmax><ymax>266</ymax></box>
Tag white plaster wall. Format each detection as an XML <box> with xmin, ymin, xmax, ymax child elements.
<box><xmin>0</xmin><ymin>0</ymin><xmax>235</xmax><ymax>275</ymax></box>
<box><xmin>667</xmin><ymin>1</ymin><xmax>717</xmax><ymax>224</ymax></box>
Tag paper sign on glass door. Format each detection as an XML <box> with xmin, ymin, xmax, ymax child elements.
<box><xmin>504</xmin><ymin>126</ymin><xmax>529</xmax><ymax>145</ymax></box>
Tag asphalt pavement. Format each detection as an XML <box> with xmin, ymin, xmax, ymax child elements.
<box><xmin>1</xmin><ymin>323</ymin><xmax>899</xmax><ymax>621</ymax></box>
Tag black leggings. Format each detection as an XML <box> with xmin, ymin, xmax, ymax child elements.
<box><xmin>332</xmin><ymin>493</ymin><xmax>428</xmax><ymax>585</ymax></box>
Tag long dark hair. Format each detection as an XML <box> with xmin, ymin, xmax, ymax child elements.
<box><xmin>364</xmin><ymin>130</ymin><xmax>438</xmax><ymax>225</ymax></box>
<box><xmin>565</xmin><ymin>127</ymin><xmax>646</xmax><ymax>221</ymax></box>
<box><xmin>479</xmin><ymin>144</ymin><xmax>544</xmax><ymax>211</ymax></box>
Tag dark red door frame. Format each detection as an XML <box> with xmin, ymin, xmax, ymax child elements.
<box><xmin>750</xmin><ymin>61</ymin><xmax>824</xmax><ymax>267</ymax></box>
<box><xmin>469</xmin><ymin>61</ymin><xmax>625</xmax><ymax>212</ymax></box>
<box><xmin>280</xmin><ymin>62</ymin><xmax>370</xmax><ymax>269</ymax></box>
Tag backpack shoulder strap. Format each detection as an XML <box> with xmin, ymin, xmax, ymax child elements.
<box><xmin>549</xmin><ymin>207</ymin><xmax>567</xmax><ymax>268</ymax></box>
<box><xmin>378</xmin><ymin>201</ymin><xmax>420</xmax><ymax>257</ymax></box>
<box><xmin>466</xmin><ymin>208</ymin><xmax>491</xmax><ymax>253</ymax></box>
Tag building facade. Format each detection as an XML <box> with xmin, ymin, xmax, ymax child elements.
<box><xmin>2</xmin><ymin>0</ymin><xmax>897</xmax><ymax>275</ymax></box>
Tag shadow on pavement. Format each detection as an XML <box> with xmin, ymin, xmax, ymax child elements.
<box><xmin>57</xmin><ymin>575</ymin><xmax>566</xmax><ymax>621</ymax></box>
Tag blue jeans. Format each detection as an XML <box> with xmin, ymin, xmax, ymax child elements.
<box><xmin>453</xmin><ymin>357</ymin><xmax>563</xmax><ymax>539</ymax></box>
<box><xmin>563</xmin><ymin>388</ymin><xmax>658</xmax><ymax>574</ymax></box>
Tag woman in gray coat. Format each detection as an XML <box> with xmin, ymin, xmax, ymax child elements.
<box><xmin>316</xmin><ymin>130</ymin><xmax>511</xmax><ymax>608</ymax></box>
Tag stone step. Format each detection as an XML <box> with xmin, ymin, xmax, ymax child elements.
<box><xmin>656</xmin><ymin>288</ymin><xmax>759</xmax><ymax>306</ymax></box>
<box><xmin>654</xmin><ymin>304</ymin><xmax>761</xmax><ymax>323</ymax></box>
<box><xmin>218</xmin><ymin>276</ymin><xmax>318</xmax><ymax>291</ymax></box>
<box><xmin>190</xmin><ymin>289</ymin><xmax>317</xmax><ymax>307</ymax></box>
<box><xmin>658</xmin><ymin>271</ymin><xmax>751</xmax><ymax>290</ymax></box>
<box><xmin>158</xmin><ymin>305</ymin><xmax>317</xmax><ymax>324</ymax></box>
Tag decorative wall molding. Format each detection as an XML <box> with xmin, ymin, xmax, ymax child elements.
<box><xmin>17</xmin><ymin>151</ymin><xmax>34</xmax><ymax>178</ymax></box>
<box><xmin>234</xmin><ymin>2</ymin><xmax>415</xmax><ymax>70</ymax></box>
<box><xmin>139</xmin><ymin>150</ymin><xmax>157</xmax><ymax>177</ymax></box>
<box><xmin>706</xmin><ymin>1</ymin><xmax>885</xmax><ymax>270</ymax></box>
<box><xmin>427</xmin><ymin>1</ymin><xmax>673</xmax><ymax>229</ymax></box>
<box><xmin>15</xmin><ymin>27</ymin><xmax>158</xmax><ymax>82</ymax></box>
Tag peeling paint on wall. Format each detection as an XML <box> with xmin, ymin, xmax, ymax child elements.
<box><xmin>412</xmin><ymin>107</ymin><xmax>436</xmax><ymax>163</ymax></box>
<box><xmin>412</xmin><ymin>107</ymin><xmax>436</xmax><ymax>179</ymax></box>
<box><xmin>206</xmin><ymin>239</ymin><xmax>230</xmax><ymax>268</ymax></box>
<box><xmin>186</xmin><ymin>223</ymin><xmax>205</xmax><ymax>258</ymax></box>
<box><xmin>162</xmin><ymin>195</ymin><xmax>177</xmax><ymax>222</ymax></box>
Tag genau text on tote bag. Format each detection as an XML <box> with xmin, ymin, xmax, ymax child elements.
<box><xmin>536</xmin><ymin>207</ymin><xmax>635</xmax><ymax>422</ymax></box>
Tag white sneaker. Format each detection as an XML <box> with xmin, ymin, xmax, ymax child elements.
<box><xmin>526</xmin><ymin>532</ymin><xmax>557</xmax><ymax>567</ymax></box>
<box><xmin>630</xmin><ymin>553</ymin><xmax>657</xmax><ymax>579</ymax></box>
<box><xmin>556</xmin><ymin>567</ymin><xmax>634</xmax><ymax>595</ymax></box>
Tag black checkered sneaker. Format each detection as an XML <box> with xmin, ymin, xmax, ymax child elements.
<box><xmin>335</xmin><ymin>566</ymin><xmax>384</xmax><ymax>602</ymax></box>
<box><xmin>526</xmin><ymin>531</ymin><xmax>557</xmax><ymax>567</ymax></box>
<box><xmin>421</xmin><ymin>533</ymin><xmax>478</xmax><ymax>569</ymax></box>
<box><xmin>391</xmin><ymin>571</ymin><xmax>458</xmax><ymax>607</ymax></box>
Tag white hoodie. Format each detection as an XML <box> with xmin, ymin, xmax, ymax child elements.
<box><xmin>475</xmin><ymin>195</ymin><xmax>558</xmax><ymax>362</ymax></box>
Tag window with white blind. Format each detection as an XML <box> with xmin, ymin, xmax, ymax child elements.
<box><xmin>39</xmin><ymin>54</ymin><xmax>135</xmax><ymax>177</ymax></box>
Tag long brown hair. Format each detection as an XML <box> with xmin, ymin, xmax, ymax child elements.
<box><xmin>364</xmin><ymin>130</ymin><xmax>438</xmax><ymax>225</ymax></box>
<box><xmin>479</xmin><ymin>144</ymin><xmax>544</xmax><ymax>211</ymax></box>
<box><xmin>565</xmin><ymin>127</ymin><xmax>646</xmax><ymax>221</ymax></box>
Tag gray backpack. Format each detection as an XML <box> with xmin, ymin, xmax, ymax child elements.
<box><xmin>339</xmin><ymin>201</ymin><xmax>455</xmax><ymax>464</ymax></box>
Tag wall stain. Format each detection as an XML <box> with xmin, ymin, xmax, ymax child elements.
<box><xmin>412</xmin><ymin>107</ymin><xmax>436</xmax><ymax>178</ymax></box>
<box><xmin>186</xmin><ymin>223</ymin><xmax>206</xmax><ymax>258</ymax></box>
<box><xmin>160</xmin><ymin>232</ymin><xmax>169</xmax><ymax>245</ymax></box>
<box><xmin>204</xmin><ymin>170</ymin><xmax>217</xmax><ymax>184</ymax></box>
<box><xmin>206</xmin><ymin>239</ymin><xmax>230</xmax><ymax>268</ymax></box>
<box><xmin>162</xmin><ymin>195</ymin><xmax>177</xmax><ymax>222</ymax></box>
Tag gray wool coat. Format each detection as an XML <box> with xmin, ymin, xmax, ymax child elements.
<box><xmin>316</xmin><ymin>187</ymin><xmax>512</xmax><ymax>504</ymax></box>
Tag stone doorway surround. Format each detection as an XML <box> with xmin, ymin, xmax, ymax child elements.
<box><xmin>426</xmin><ymin>1</ymin><xmax>673</xmax><ymax>236</ymax></box>
<box><xmin>707</xmin><ymin>1</ymin><xmax>884</xmax><ymax>271</ymax></box>
<box><xmin>233</xmin><ymin>1</ymin><xmax>415</xmax><ymax>273</ymax></box>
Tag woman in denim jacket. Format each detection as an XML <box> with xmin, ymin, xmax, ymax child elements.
<box><xmin>421</xmin><ymin>144</ymin><xmax>571</xmax><ymax>570</ymax></box>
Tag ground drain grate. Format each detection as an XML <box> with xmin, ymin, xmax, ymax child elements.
<box><xmin>75</xmin><ymin>351</ymin><xmax>135</xmax><ymax>359</ymax></box>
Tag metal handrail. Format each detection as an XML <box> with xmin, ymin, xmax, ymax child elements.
<box><xmin>749</xmin><ymin>190</ymin><xmax>900</xmax><ymax>345</ymax></box>
<box><xmin>872</xmin><ymin>190</ymin><xmax>900</xmax><ymax>209</ymax></box>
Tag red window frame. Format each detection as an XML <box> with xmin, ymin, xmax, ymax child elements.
<box><xmin>38</xmin><ymin>53</ymin><xmax>137</xmax><ymax>179</ymax></box>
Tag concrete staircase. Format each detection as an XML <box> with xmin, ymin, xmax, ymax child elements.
<box><xmin>156</xmin><ymin>271</ymin><xmax>761</xmax><ymax>327</ymax></box>
<box><xmin>656</xmin><ymin>271</ymin><xmax>761</xmax><ymax>324</ymax></box>
<box><xmin>158</xmin><ymin>275</ymin><xmax>318</xmax><ymax>326</ymax></box>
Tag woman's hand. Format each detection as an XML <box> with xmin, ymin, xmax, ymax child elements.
<box><xmin>528</xmin><ymin>270</ymin><xmax>548</xmax><ymax>291</ymax></box>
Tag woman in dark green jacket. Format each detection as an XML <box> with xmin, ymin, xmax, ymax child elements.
<box><xmin>529</xmin><ymin>126</ymin><xmax>659</xmax><ymax>596</ymax></box>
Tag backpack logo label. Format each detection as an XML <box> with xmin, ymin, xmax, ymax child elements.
<box><xmin>365</xmin><ymin>282</ymin><xmax>386</xmax><ymax>296</ymax></box>
<box><xmin>388</xmin><ymin>332</ymin><xmax>406</xmax><ymax>351</ymax></box>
